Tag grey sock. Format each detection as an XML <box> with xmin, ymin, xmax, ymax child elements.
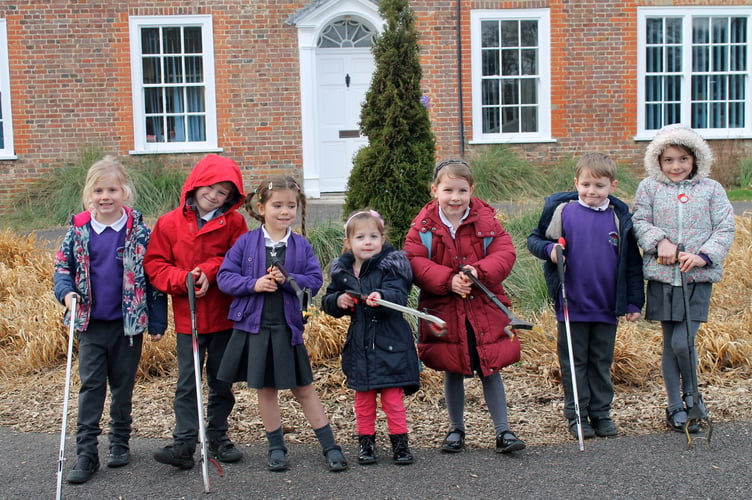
<box><xmin>314</xmin><ymin>424</ymin><xmax>338</xmax><ymax>454</ymax></box>
<box><xmin>266</xmin><ymin>427</ymin><xmax>286</xmax><ymax>452</ymax></box>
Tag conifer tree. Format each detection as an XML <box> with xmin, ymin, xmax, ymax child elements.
<box><xmin>344</xmin><ymin>0</ymin><xmax>436</xmax><ymax>248</ymax></box>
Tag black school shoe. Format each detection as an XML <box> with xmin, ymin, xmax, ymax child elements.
<box><xmin>209</xmin><ymin>436</ymin><xmax>243</xmax><ymax>463</ymax></box>
<box><xmin>67</xmin><ymin>455</ymin><xmax>100</xmax><ymax>484</ymax></box>
<box><xmin>496</xmin><ymin>430</ymin><xmax>526</xmax><ymax>453</ymax></box>
<box><xmin>441</xmin><ymin>429</ymin><xmax>465</xmax><ymax>453</ymax></box>
<box><xmin>568</xmin><ymin>418</ymin><xmax>596</xmax><ymax>439</ymax></box>
<box><xmin>153</xmin><ymin>442</ymin><xmax>195</xmax><ymax>469</ymax></box>
<box><xmin>107</xmin><ymin>444</ymin><xmax>130</xmax><ymax>468</ymax></box>
<box><xmin>590</xmin><ymin>417</ymin><xmax>618</xmax><ymax>437</ymax></box>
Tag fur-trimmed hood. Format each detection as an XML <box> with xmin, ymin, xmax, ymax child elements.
<box><xmin>643</xmin><ymin>125</ymin><xmax>713</xmax><ymax>184</ymax></box>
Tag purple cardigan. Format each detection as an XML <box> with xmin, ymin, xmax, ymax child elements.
<box><xmin>216</xmin><ymin>228</ymin><xmax>323</xmax><ymax>345</ymax></box>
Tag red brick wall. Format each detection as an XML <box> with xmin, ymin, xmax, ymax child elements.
<box><xmin>1</xmin><ymin>1</ymin><xmax>750</xmax><ymax>214</ymax></box>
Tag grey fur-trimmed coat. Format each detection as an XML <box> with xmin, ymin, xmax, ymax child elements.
<box><xmin>321</xmin><ymin>245</ymin><xmax>420</xmax><ymax>395</ymax></box>
<box><xmin>633</xmin><ymin>125</ymin><xmax>735</xmax><ymax>286</ymax></box>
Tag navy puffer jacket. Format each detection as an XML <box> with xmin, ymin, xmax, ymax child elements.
<box><xmin>321</xmin><ymin>245</ymin><xmax>420</xmax><ymax>395</ymax></box>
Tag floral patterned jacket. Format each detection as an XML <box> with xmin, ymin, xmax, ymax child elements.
<box><xmin>53</xmin><ymin>207</ymin><xmax>167</xmax><ymax>339</ymax></box>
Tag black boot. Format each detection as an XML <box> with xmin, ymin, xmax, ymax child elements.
<box><xmin>389</xmin><ymin>433</ymin><xmax>414</xmax><ymax>465</ymax></box>
<box><xmin>357</xmin><ymin>434</ymin><xmax>376</xmax><ymax>465</ymax></box>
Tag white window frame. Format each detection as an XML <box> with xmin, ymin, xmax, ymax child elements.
<box><xmin>128</xmin><ymin>15</ymin><xmax>219</xmax><ymax>154</ymax></box>
<box><xmin>0</xmin><ymin>19</ymin><xmax>15</xmax><ymax>159</ymax></box>
<box><xmin>470</xmin><ymin>9</ymin><xmax>552</xmax><ymax>144</ymax></box>
<box><xmin>636</xmin><ymin>7</ymin><xmax>752</xmax><ymax>140</ymax></box>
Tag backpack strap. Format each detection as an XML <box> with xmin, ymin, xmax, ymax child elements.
<box><xmin>419</xmin><ymin>230</ymin><xmax>492</xmax><ymax>259</ymax></box>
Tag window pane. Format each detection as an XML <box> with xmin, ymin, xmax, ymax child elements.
<box><xmin>184</xmin><ymin>27</ymin><xmax>202</xmax><ymax>53</ymax></box>
<box><xmin>500</xmin><ymin>21</ymin><xmax>518</xmax><ymax>47</ymax></box>
<box><xmin>647</xmin><ymin>46</ymin><xmax>663</xmax><ymax>73</ymax></box>
<box><xmin>692</xmin><ymin>17</ymin><xmax>709</xmax><ymax>44</ymax></box>
<box><xmin>186</xmin><ymin>86</ymin><xmax>205</xmax><ymax>112</ymax></box>
<box><xmin>712</xmin><ymin>44</ymin><xmax>727</xmax><ymax>72</ymax></box>
<box><xmin>712</xmin><ymin>17</ymin><xmax>727</xmax><ymax>43</ymax></box>
<box><xmin>731</xmin><ymin>17</ymin><xmax>747</xmax><ymax>43</ymax></box>
<box><xmin>666</xmin><ymin>18</ymin><xmax>682</xmax><ymax>43</ymax></box>
<box><xmin>144</xmin><ymin>88</ymin><xmax>164</xmax><ymax>114</ymax></box>
<box><xmin>646</xmin><ymin>75</ymin><xmax>661</xmax><ymax>101</ymax></box>
<box><xmin>666</xmin><ymin>46</ymin><xmax>682</xmax><ymax>72</ymax></box>
<box><xmin>163</xmin><ymin>27</ymin><xmax>182</xmax><ymax>54</ymax></box>
<box><xmin>521</xmin><ymin>48</ymin><xmax>537</xmax><ymax>75</ymax></box>
<box><xmin>710</xmin><ymin>102</ymin><xmax>726</xmax><ymax>128</ymax></box>
<box><xmin>481</xmin><ymin>20</ymin><xmax>499</xmax><ymax>48</ymax></box>
<box><xmin>692</xmin><ymin>45</ymin><xmax>708</xmax><ymax>72</ymax></box>
<box><xmin>501</xmin><ymin>49</ymin><xmax>519</xmax><ymax>76</ymax></box>
<box><xmin>665</xmin><ymin>102</ymin><xmax>681</xmax><ymax>124</ymax></box>
<box><xmin>646</xmin><ymin>103</ymin><xmax>661</xmax><ymax>129</ymax></box>
<box><xmin>482</xmin><ymin>49</ymin><xmax>499</xmax><ymax>77</ymax></box>
<box><xmin>729</xmin><ymin>102</ymin><xmax>744</xmax><ymax>128</ymax></box>
<box><xmin>146</xmin><ymin>116</ymin><xmax>163</xmax><ymax>142</ymax></box>
<box><xmin>141</xmin><ymin>28</ymin><xmax>160</xmax><ymax>55</ymax></box>
<box><xmin>709</xmin><ymin>75</ymin><xmax>726</xmax><ymax>100</ymax></box>
<box><xmin>520</xmin><ymin>21</ymin><xmax>537</xmax><ymax>47</ymax></box>
<box><xmin>164</xmin><ymin>57</ymin><xmax>184</xmax><ymax>84</ymax></box>
<box><xmin>501</xmin><ymin>107</ymin><xmax>519</xmax><ymax>133</ymax></box>
<box><xmin>482</xmin><ymin>107</ymin><xmax>500</xmax><ymax>133</ymax></box>
<box><xmin>185</xmin><ymin>56</ymin><xmax>203</xmax><ymax>83</ymax></box>
<box><xmin>692</xmin><ymin>102</ymin><xmax>708</xmax><ymax>128</ymax></box>
<box><xmin>692</xmin><ymin>75</ymin><xmax>708</xmax><ymax>100</ymax></box>
<box><xmin>729</xmin><ymin>74</ymin><xmax>745</xmax><ymax>100</ymax></box>
<box><xmin>521</xmin><ymin>106</ymin><xmax>537</xmax><ymax>132</ymax></box>
<box><xmin>520</xmin><ymin>78</ymin><xmax>537</xmax><ymax>104</ymax></box>
<box><xmin>502</xmin><ymin>79</ymin><xmax>519</xmax><ymax>105</ymax></box>
<box><xmin>730</xmin><ymin>45</ymin><xmax>746</xmax><ymax>71</ymax></box>
<box><xmin>482</xmin><ymin>79</ymin><xmax>500</xmax><ymax>106</ymax></box>
<box><xmin>647</xmin><ymin>18</ymin><xmax>663</xmax><ymax>44</ymax></box>
<box><xmin>666</xmin><ymin>76</ymin><xmax>681</xmax><ymax>101</ymax></box>
<box><xmin>187</xmin><ymin>115</ymin><xmax>206</xmax><ymax>141</ymax></box>
<box><xmin>167</xmin><ymin>115</ymin><xmax>185</xmax><ymax>142</ymax></box>
<box><xmin>165</xmin><ymin>87</ymin><xmax>184</xmax><ymax>113</ymax></box>
<box><xmin>142</xmin><ymin>57</ymin><xmax>161</xmax><ymax>84</ymax></box>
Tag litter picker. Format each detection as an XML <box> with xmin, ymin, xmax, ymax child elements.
<box><xmin>555</xmin><ymin>238</ymin><xmax>585</xmax><ymax>451</ymax></box>
<box><xmin>56</xmin><ymin>295</ymin><xmax>77</xmax><ymax>500</ymax></box>
<box><xmin>346</xmin><ymin>291</ymin><xmax>447</xmax><ymax>337</ymax></box>
<box><xmin>459</xmin><ymin>267</ymin><xmax>534</xmax><ymax>339</ymax></box>
<box><xmin>270</xmin><ymin>257</ymin><xmax>314</xmax><ymax>321</ymax></box>
<box><xmin>676</xmin><ymin>244</ymin><xmax>712</xmax><ymax>449</ymax></box>
<box><xmin>186</xmin><ymin>273</ymin><xmax>212</xmax><ymax>493</ymax></box>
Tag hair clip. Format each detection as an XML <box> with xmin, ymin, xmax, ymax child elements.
<box><xmin>433</xmin><ymin>159</ymin><xmax>470</xmax><ymax>179</ymax></box>
<box><xmin>268</xmin><ymin>182</ymin><xmax>273</xmax><ymax>191</ymax></box>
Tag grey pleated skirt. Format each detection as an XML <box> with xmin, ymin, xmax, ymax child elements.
<box><xmin>645</xmin><ymin>281</ymin><xmax>712</xmax><ymax>322</ymax></box>
<box><xmin>218</xmin><ymin>325</ymin><xmax>314</xmax><ymax>390</ymax></box>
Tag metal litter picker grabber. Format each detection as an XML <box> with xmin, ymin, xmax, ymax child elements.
<box><xmin>56</xmin><ymin>295</ymin><xmax>77</xmax><ymax>500</ymax></box>
<box><xmin>270</xmin><ymin>256</ymin><xmax>314</xmax><ymax>321</ymax></box>
<box><xmin>459</xmin><ymin>267</ymin><xmax>534</xmax><ymax>339</ymax></box>
<box><xmin>555</xmin><ymin>239</ymin><xmax>585</xmax><ymax>452</ymax></box>
<box><xmin>346</xmin><ymin>291</ymin><xmax>447</xmax><ymax>337</ymax></box>
<box><xmin>677</xmin><ymin>245</ymin><xmax>712</xmax><ymax>449</ymax></box>
<box><xmin>186</xmin><ymin>273</ymin><xmax>221</xmax><ymax>493</ymax></box>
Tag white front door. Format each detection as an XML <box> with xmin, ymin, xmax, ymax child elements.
<box><xmin>316</xmin><ymin>49</ymin><xmax>374</xmax><ymax>193</ymax></box>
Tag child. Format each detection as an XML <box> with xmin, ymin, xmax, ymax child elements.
<box><xmin>216</xmin><ymin>175</ymin><xmax>348</xmax><ymax>472</ymax></box>
<box><xmin>53</xmin><ymin>155</ymin><xmax>167</xmax><ymax>484</ymax></box>
<box><xmin>403</xmin><ymin>159</ymin><xmax>525</xmax><ymax>454</ymax></box>
<box><xmin>321</xmin><ymin>210</ymin><xmax>420</xmax><ymax>466</ymax></box>
<box><xmin>527</xmin><ymin>152</ymin><xmax>645</xmax><ymax>439</ymax></box>
<box><xmin>144</xmin><ymin>154</ymin><xmax>247</xmax><ymax>469</ymax></box>
<box><xmin>632</xmin><ymin>126</ymin><xmax>735</xmax><ymax>432</ymax></box>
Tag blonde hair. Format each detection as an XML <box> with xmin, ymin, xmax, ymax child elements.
<box><xmin>81</xmin><ymin>155</ymin><xmax>135</xmax><ymax>210</ymax></box>
<box><xmin>342</xmin><ymin>209</ymin><xmax>387</xmax><ymax>254</ymax></box>
<box><xmin>575</xmin><ymin>152</ymin><xmax>617</xmax><ymax>182</ymax></box>
<box><xmin>432</xmin><ymin>159</ymin><xmax>474</xmax><ymax>186</ymax></box>
<box><xmin>245</xmin><ymin>175</ymin><xmax>308</xmax><ymax>236</ymax></box>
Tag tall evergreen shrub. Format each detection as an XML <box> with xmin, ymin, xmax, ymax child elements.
<box><xmin>344</xmin><ymin>0</ymin><xmax>436</xmax><ymax>248</ymax></box>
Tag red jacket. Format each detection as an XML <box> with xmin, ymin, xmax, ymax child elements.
<box><xmin>403</xmin><ymin>198</ymin><xmax>516</xmax><ymax>376</ymax></box>
<box><xmin>144</xmin><ymin>155</ymin><xmax>247</xmax><ymax>334</ymax></box>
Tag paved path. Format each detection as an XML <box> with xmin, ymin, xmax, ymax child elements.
<box><xmin>1</xmin><ymin>422</ymin><xmax>749</xmax><ymax>499</ymax></box>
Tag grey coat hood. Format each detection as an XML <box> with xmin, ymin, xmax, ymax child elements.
<box><xmin>643</xmin><ymin>125</ymin><xmax>713</xmax><ymax>183</ymax></box>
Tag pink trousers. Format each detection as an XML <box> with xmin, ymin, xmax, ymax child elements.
<box><xmin>354</xmin><ymin>387</ymin><xmax>408</xmax><ymax>435</ymax></box>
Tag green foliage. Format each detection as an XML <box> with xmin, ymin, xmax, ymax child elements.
<box><xmin>3</xmin><ymin>147</ymin><xmax>185</xmax><ymax>230</ymax></box>
<box><xmin>306</xmin><ymin>222</ymin><xmax>345</xmax><ymax>272</ymax></box>
<box><xmin>738</xmin><ymin>158</ymin><xmax>752</xmax><ymax>188</ymax></box>
<box><xmin>344</xmin><ymin>0</ymin><xmax>435</xmax><ymax>248</ymax></box>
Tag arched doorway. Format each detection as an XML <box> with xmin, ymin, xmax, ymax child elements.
<box><xmin>289</xmin><ymin>0</ymin><xmax>382</xmax><ymax>198</ymax></box>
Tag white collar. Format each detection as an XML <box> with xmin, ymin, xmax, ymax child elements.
<box><xmin>262</xmin><ymin>226</ymin><xmax>291</xmax><ymax>248</ymax></box>
<box><xmin>200</xmin><ymin>208</ymin><xmax>219</xmax><ymax>222</ymax></box>
<box><xmin>90</xmin><ymin>209</ymin><xmax>127</xmax><ymax>234</ymax></box>
<box><xmin>577</xmin><ymin>198</ymin><xmax>610</xmax><ymax>212</ymax></box>
<box><xmin>438</xmin><ymin>206</ymin><xmax>470</xmax><ymax>238</ymax></box>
